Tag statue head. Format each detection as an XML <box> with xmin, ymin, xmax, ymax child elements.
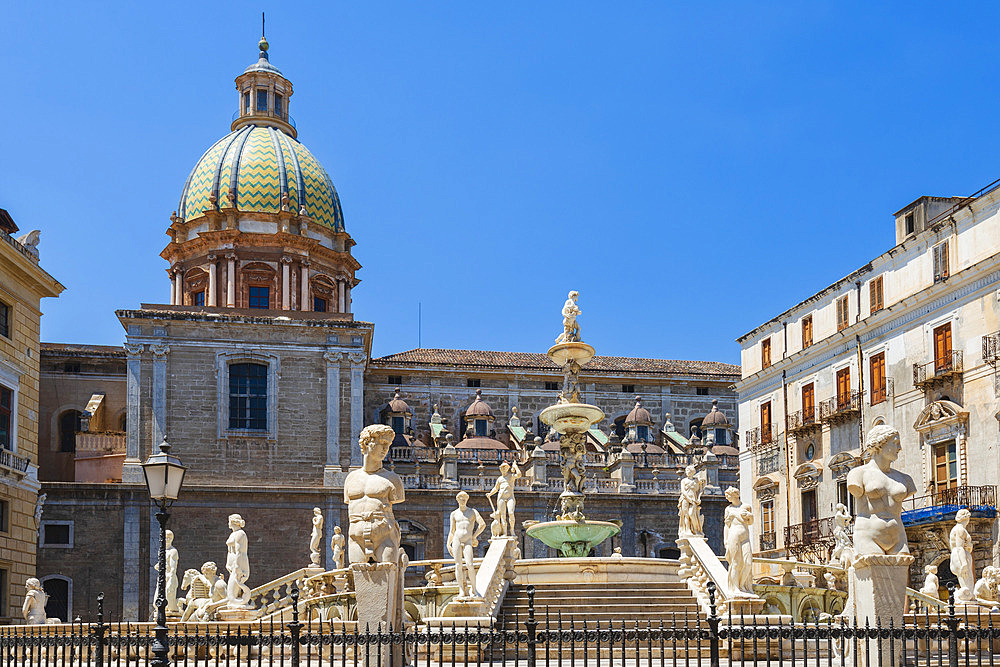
<box><xmin>359</xmin><ymin>424</ymin><xmax>395</xmax><ymax>458</ymax></box>
<box><xmin>334</xmin><ymin>525</ymin><xmax>342</xmax><ymax>535</ymax></box>
<box><xmin>228</xmin><ymin>513</ymin><xmax>245</xmax><ymax>530</ymax></box>
<box><xmin>925</xmin><ymin>564</ymin><xmax>938</xmax><ymax>575</ymax></box>
<box><xmin>956</xmin><ymin>508</ymin><xmax>971</xmax><ymax>524</ymax></box>
<box><xmin>165</xmin><ymin>529</ymin><xmax>174</xmax><ymax>547</ymax></box>
<box><xmin>201</xmin><ymin>561</ymin><xmax>218</xmax><ymax>577</ymax></box>
<box><xmin>835</xmin><ymin>503</ymin><xmax>847</xmax><ymax>514</ymax></box>
<box><xmin>568</xmin><ymin>290</ymin><xmax>578</xmax><ymax>301</ymax></box>
<box><xmin>499</xmin><ymin>461</ymin><xmax>511</xmax><ymax>473</ymax></box>
<box><xmin>25</xmin><ymin>578</ymin><xmax>41</xmax><ymax>592</ymax></box>
<box><xmin>456</xmin><ymin>490</ymin><xmax>470</xmax><ymax>507</ymax></box>
<box><xmin>684</xmin><ymin>464</ymin><xmax>697</xmax><ymax>478</ymax></box>
<box><xmin>313</xmin><ymin>507</ymin><xmax>322</xmax><ymax>517</ymax></box>
<box><xmin>724</xmin><ymin>487</ymin><xmax>741</xmax><ymax>504</ymax></box>
<box><xmin>866</xmin><ymin>425</ymin><xmax>901</xmax><ymax>461</ymax></box>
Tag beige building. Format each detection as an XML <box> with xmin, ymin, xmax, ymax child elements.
<box><xmin>736</xmin><ymin>184</ymin><xmax>1000</xmax><ymax>585</ymax></box>
<box><xmin>0</xmin><ymin>208</ymin><xmax>63</xmax><ymax>622</ymax></box>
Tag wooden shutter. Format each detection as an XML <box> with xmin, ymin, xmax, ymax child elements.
<box><xmin>762</xmin><ymin>338</ymin><xmax>771</xmax><ymax>369</ymax></box>
<box><xmin>836</xmin><ymin>368</ymin><xmax>851</xmax><ymax>408</ymax></box>
<box><xmin>933</xmin><ymin>241</ymin><xmax>950</xmax><ymax>282</ymax></box>
<box><xmin>869</xmin><ymin>352</ymin><xmax>886</xmax><ymax>403</ymax></box>
<box><xmin>801</xmin><ymin>383</ymin><xmax>815</xmax><ymax>420</ymax></box>
<box><xmin>870</xmin><ymin>276</ymin><xmax>883</xmax><ymax>314</ymax></box>
<box><xmin>760</xmin><ymin>402</ymin><xmax>772</xmax><ymax>443</ymax></box>
<box><xmin>933</xmin><ymin>441</ymin><xmax>958</xmax><ymax>494</ymax></box>
<box><xmin>933</xmin><ymin>323</ymin><xmax>952</xmax><ymax>370</ymax></box>
<box><xmin>837</xmin><ymin>296</ymin><xmax>849</xmax><ymax>331</ymax></box>
<box><xmin>761</xmin><ymin>501</ymin><xmax>774</xmax><ymax>535</ymax></box>
<box><xmin>802</xmin><ymin>316</ymin><xmax>813</xmax><ymax>348</ymax></box>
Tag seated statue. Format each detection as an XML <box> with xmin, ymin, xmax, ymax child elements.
<box><xmin>179</xmin><ymin>561</ymin><xmax>227</xmax><ymax>621</ymax></box>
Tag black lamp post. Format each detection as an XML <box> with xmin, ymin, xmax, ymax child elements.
<box><xmin>142</xmin><ymin>437</ymin><xmax>187</xmax><ymax>667</ymax></box>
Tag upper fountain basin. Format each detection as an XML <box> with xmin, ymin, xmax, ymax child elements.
<box><xmin>547</xmin><ymin>341</ymin><xmax>595</xmax><ymax>368</ymax></box>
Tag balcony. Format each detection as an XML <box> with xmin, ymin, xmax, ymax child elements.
<box><xmin>783</xmin><ymin>516</ymin><xmax>846</xmax><ymax>560</ymax></box>
<box><xmin>869</xmin><ymin>378</ymin><xmax>894</xmax><ymax>406</ymax></box>
<box><xmin>759</xmin><ymin>531</ymin><xmax>776</xmax><ymax>552</ymax></box>
<box><xmin>913</xmin><ymin>350</ymin><xmax>963</xmax><ymax>389</ymax></box>
<box><xmin>0</xmin><ymin>448</ymin><xmax>30</xmax><ymax>476</ymax></box>
<box><xmin>983</xmin><ymin>331</ymin><xmax>1000</xmax><ymax>366</ymax></box>
<box><xmin>901</xmin><ymin>485</ymin><xmax>996</xmax><ymax>526</ymax></box>
<box><xmin>745</xmin><ymin>424</ymin><xmax>778</xmax><ymax>452</ymax></box>
<box><xmin>819</xmin><ymin>391</ymin><xmax>862</xmax><ymax>424</ymax></box>
<box><xmin>786</xmin><ymin>410</ymin><xmax>821</xmax><ymax>437</ymax></box>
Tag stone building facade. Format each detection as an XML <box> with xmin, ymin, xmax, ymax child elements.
<box><xmin>736</xmin><ymin>184</ymin><xmax>1000</xmax><ymax>587</ymax></box>
<box><xmin>32</xmin><ymin>38</ymin><xmax>740</xmax><ymax>622</ymax></box>
<box><xmin>0</xmin><ymin>208</ymin><xmax>63</xmax><ymax>622</ymax></box>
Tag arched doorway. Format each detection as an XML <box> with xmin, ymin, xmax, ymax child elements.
<box><xmin>42</xmin><ymin>577</ymin><xmax>70</xmax><ymax>622</ymax></box>
<box><xmin>58</xmin><ymin>410</ymin><xmax>82</xmax><ymax>453</ymax></box>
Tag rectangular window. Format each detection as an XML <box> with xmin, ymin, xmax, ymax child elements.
<box><xmin>933</xmin><ymin>241</ymin><xmax>950</xmax><ymax>283</ymax></box>
<box><xmin>714</xmin><ymin>428</ymin><xmax>728</xmax><ymax>445</ymax></box>
<box><xmin>870</xmin><ymin>352</ymin><xmax>887</xmax><ymax>405</ymax></box>
<box><xmin>760</xmin><ymin>500</ymin><xmax>774</xmax><ymax>535</ymax></box>
<box><xmin>243</xmin><ymin>91</ymin><xmax>250</xmax><ymax>113</ymax></box>
<box><xmin>836</xmin><ymin>367</ymin><xmax>851</xmax><ymax>409</ymax></box>
<box><xmin>544</xmin><ymin>381</ymin><xmax>559</xmax><ymax>391</ymax></box>
<box><xmin>256</xmin><ymin>88</ymin><xmax>268</xmax><ymax>112</ymax></box>
<box><xmin>801</xmin><ymin>315</ymin><xmax>813</xmax><ymax>349</ymax></box>
<box><xmin>0</xmin><ymin>302</ymin><xmax>8</xmax><ymax>338</ymax></box>
<box><xmin>475</xmin><ymin>419</ymin><xmax>488</xmax><ymax>437</ymax></box>
<box><xmin>837</xmin><ymin>480</ymin><xmax>855</xmax><ymax>516</ymax></box>
<box><xmin>391</xmin><ymin>416</ymin><xmax>405</xmax><ymax>435</ymax></box>
<box><xmin>933</xmin><ymin>323</ymin><xmax>953</xmax><ymax>371</ymax></box>
<box><xmin>248</xmin><ymin>286</ymin><xmax>270</xmax><ymax>310</ymax></box>
<box><xmin>313</xmin><ymin>296</ymin><xmax>327</xmax><ymax>312</ymax></box>
<box><xmin>229</xmin><ymin>363</ymin><xmax>268</xmax><ymax>430</ymax></box>
<box><xmin>467</xmin><ymin>379</ymin><xmax>481</xmax><ymax>388</ymax></box>
<box><xmin>905</xmin><ymin>213</ymin><xmax>914</xmax><ymax>235</ymax></box>
<box><xmin>192</xmin><ymin>291</ymin><xmax>205</xmax><ymax>306</ymax></box>
<box><xmin>387</xmin><ymin>376</ymin><xmax>402</xmax><ymax>386</ymax></box>
<box><xmin>41</xmin><ymin>522</ymin><xmax>72</xmax><ymax>547</ymax></box>
<box><xmin>869</xmin><ymin>276</ymin><xmax>883</xmax><ymax>315</ymax></box>
<box><xmin>802</xmin><ymin>489</ymin><xmax>817</xmax><ymax>523</ymax></box>
<box><xmin>0</xmin><ymin>388</ymin><xmax>9</xmax><ymax>450</ymax></box>
<box><xmin>696</xmin><ymin>386</ymin><xmax>710</xmax><ymax>395</ymax></box>
<box><xmin>760</xmin><ymin>401</ymin><xmax>772</xmax><ymax>444</ymax></box>
<box><xmin>836</xmin><ymin>295</ymin><xmax>850</xmax><ymax>331</ymax></box>
<box><xmin>621</xmin><ymin>384</ymin><xmax>635</xmax><ymax>393</ymax></box>
<box><xmin>801</xmin><ymin>383</ymin><xmax>815</xmax><ymax>421</ymax></box>
<box><xmin>0</xmin><ymin>569</ymin><xmax>7</xmax><ymax>618</ymax></box>
<box><xmin>933</xmin><ymin>440</ymin><xmax>958</xmax><ymax>494</ymax></box>
<box><xmin>0</xmin><ymin>500</ymin><xmax>7</xmax><ymax>533</ymax></box>
<box><xmin>761</xmin><ymin>338</ymin><xmax>771</xmax><ymax>369</ymax></box>
<box><xmin>274</xmin><ymin>93</ymin><xmax>283</xmax><ymax>117</ymax></box>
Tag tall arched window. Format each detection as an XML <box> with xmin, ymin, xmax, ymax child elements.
<box><xmin>59</xmin><ymin>410</ymin><xmax>82</xmax><ymax>453</ymax></box>
<box><xmin>229</xmin><ymin>363</ymin><xmax>267</xmax><ymax>430</ymax></box>
<box><xmin>42</xmin><ymin>577</ymin><xmax>69</xmax><ymax>622</ymax></box>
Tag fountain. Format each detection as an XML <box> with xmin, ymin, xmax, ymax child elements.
<box><xmin>525</xmin><ymin>291</ymin><xmax>621</xmax><ymax>557</ymax></box>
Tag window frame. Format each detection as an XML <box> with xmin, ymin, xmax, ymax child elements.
<box><xmin>801</xmin><ymin>315</ymin><xmax>813</xmax><ymax>349</ymax></box>
<box><xmin>387</xmin><ymin>376</ymin><xmax>403</xmax><ymax>386</ymax></box>
<box><xmin>228</xmin><ymin>362</ymin><xmax>268</xmax><ymax>431</ymax></box>
<box><xmin>869</xmin><ymin>276</ymin><xmax>883</xmax><ymax>315</ymax></box>
<box><xmin>761</xmin><ymin>337</ymin><xmax>771</xmax><ymax>369</ymax></box>
<box><xmin>621</xmin><ymin>384</ymin><xmax>635</xmax><ymax>394</ymax></box>
<box><xmin>248</xmin><ymin>285</ymin><xmax>270</xmax><ymax>310</ymax></box>
<box><xmin>256</xmin><ymin>88</ymin><xmax>269</xmax><ymax>112</ymax></box>
<box><xmin>836</xmin><ymin>295</ymin><xmax>850</xmax><ymax>332</ymax></box>
<box><xmin>40</xmin><ymin>575</ymin><xmax>71</xmax><ymax>624</ymax></box>
<box><xmin>466</xmin><ymin>379</ymin><xmax>481</xmax><ymax>388</ymax></box>
<box><xmin>933</xmin><ymin>240</ymin><xmax>950</xmax><ymax>283</ymax></box>
<box><xmin>216</xmin><ymin>352</ymin><xmax>279</xmax><ymax>440</ymax></box>
<box><xmin>313</xmin><ymin>296</ymin><xmax>327</xmax><ymax>312</ymax></box>
<box><xmin>0</xmin><ymin>301</ymin><xmax>9</xmax><ymax>339</ymax></box>
<box><xmin>870</xmin><ymin>352</ymin><xmax>887</xmax><ymax>405</ymax></box>
<box><xmin>801</xmin><ymin>383</ymin><xmax>815</xmax><ymax>421</ymax></box>
<box><xmin>0</xmin><ymin>364</ymin><xmax>19</xmax><ymax>453</ymax></box>
<box><xmin>40</xmin><ymin>520</ymin><xmax>74</xmax><ymax>548</ymax></box>
<box><xmin>544</xmin><ymin>381</ymin><xmax>559</xmax><ymax>391</ymax></box>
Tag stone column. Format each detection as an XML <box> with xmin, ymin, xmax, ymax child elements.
<box><xmin>338</xmin><ymin>279</ymin><xmax>346</xmax><ymax>313</ymax></box>
<box><xmin>150</xmin><ymin>345</ymin><xmax>169</xmax><ymax>448</ymax></box>
<box><xmin>169</xmin><ymin>270</ymin><xmax>177</xmax><ymax>305</ymax></box>
<box><xmin>207</xmin><ymin>255</ymin><xmax>218</xmax><ymax>306</ymax></box>
<box><xmin>226</xmin><ymin>253</ymin><xmax>236</xmax><ymax>307</ymax></box>
<box><xmin>281</xmin><ymin>256</ymin><xmax>291</xmax><ymax>310</ymax></box>
<box><xmin>348</xmin><ymin>352</ymin><xmax>366</xmax><ymax>468</ymax></box>
<box><xmin>345</xmin><ymin>282</ymin><xmax>352</xmax><ymax>314</ymax></box>
<box><xmin>123</xmin><ymin>500</ymin><xmax>141</xmax><ymax>620</ymax></box>
<box><xmin>300</xmin><ymin>261</ymin><xmax>310</xmax><ymax>311</ymax></box>
<box><xmin>122</xmin><ymin>343</ymin><xmax>144</xmax><ymax>483</ymax></box>
<box><xmin>850</xmin><ymin>554</ymin><xmax>914</xmax><ymax>667</ymax></box>
<box><xmin>324</xmin><ymin>351</ymin><xmax>344</xmax><ymax>486</ymax></box>
<box><xmin>173</xmin><ymin>271</ymin><xmax>183</xmax><ymax>305</ymax></box>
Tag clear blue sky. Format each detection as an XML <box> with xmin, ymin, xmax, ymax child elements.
<box><xmin>6</xmin><ymin>3</ymin><xmax>1000</xmax><ymax>364</ymax></box>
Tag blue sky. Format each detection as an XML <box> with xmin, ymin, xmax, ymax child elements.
<box><xmin>5</xmin><ymin>2</ymin><xmax>1000</xmax><ymax>364</ymax></box>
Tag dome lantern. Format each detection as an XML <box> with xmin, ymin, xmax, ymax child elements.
<box><xmin>231</xmin><ymin>31</ymin><xmax>296</xmax><ymax>138</ymax></box>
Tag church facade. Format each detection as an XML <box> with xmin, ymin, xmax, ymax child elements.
<box><xmin>33</xmin><ymin>38</ymin><xmax>739</xmax><ymax>622</ymax></box>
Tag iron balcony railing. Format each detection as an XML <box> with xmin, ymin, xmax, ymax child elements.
<box><xmin>0</xmin><ymin>448</ymin><xmax>29</xmax><ymax>475</ymax></box>
<box><xmin>745</xmin><ymin>423</ymin><xmax>778</xmax><ymax>452</ymax></box>
<box><xmin>913</xmin><ymin>350</ymin><xmax>963</xmax><ymax>388</ymax></box>
<box><xmin>983</xmin><ymin>331</ymin><xmax>1000</xmax><ymax>365</ymax></box>
<box><xmin>758</xmin><ymin>531</ymin><xmax>776</xmax><ymax>552</ymax></box>
<box><xmin>785</xmin><ymin>409</ymin><xmax>820</xmax><ymax>436</ymax></box>
<box><xmin>869</xmin><ymin>377</ymin><xmax>894</xmax><ymax>406</ymax></box>
<box><xmin>782</xmin><ymin>515</ymin><xmax>850</xmax><ymax>560</ymax></box>
<box><xmin>902</xmin><ymin>484</ymin><xmax>996</xmax><ymax>514</ymax></box>
<box><xmin>818</xmin><ymin>390</ymin><xmax>863</xmax><ymax>423</ymax></box>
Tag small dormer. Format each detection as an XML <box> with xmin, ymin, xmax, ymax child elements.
<box><xmin>623</xmin><ymin>396</ymin><xmax>654</xmax><ymax>444</ymax></box>
<box><xmin>231</xmin><ymin>34</ymin><xmax>297</xmax><ymax>138</ymax></box>
<box><xmin>464</xmin><ymin>389</ymin><xmax>495</xmax><ymax>437</ymax></box>
<box><xmin>383</xmin><ymin>388</ymin><xmax>412</xmax><ymax>436</ymax></box>
<box><xmin>893</xmin><ymin>196</ymin><xmax>963</xmax><ymax>244</ymax></box>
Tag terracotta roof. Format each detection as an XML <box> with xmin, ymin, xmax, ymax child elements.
<box><xmin>42</xmin><ymin>342</ymin><xmax>125</xmax><ymax>357</ymax></box>
<box><xmin>371</xmin><ymin>348</ymin><xmax>739</xmax><ymax>377</ymax></box>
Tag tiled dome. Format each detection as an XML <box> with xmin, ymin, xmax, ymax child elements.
<box><xmin>177</xmin><ymin>125</ymin><xmax>344</xmax><ymax>231</ymax></box>
<box><xmin>702</xmin><ymin>399</ymin><xmax>729</xmax><ymax>427</ymax></box>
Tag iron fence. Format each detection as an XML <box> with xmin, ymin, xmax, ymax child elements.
<box><xmin>4</xmin><ymin>583</ymin><xmax>1000</xmax><ymax>666</ymax></box>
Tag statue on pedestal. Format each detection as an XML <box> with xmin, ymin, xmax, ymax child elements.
<box><xmin>847</xmin><ymin>426</ymin><xmax>916</xmax><ymax>556</ymax></box>
<box><xmin>308</xmin><ymin>507</ymin><xmax>324</xmax><ymax>568</ymax></box>
<box><xmin>723</xmin><ymin>487</ymin><xmax>754</xmax><ymax>596</ymax></box>
<box><xmin>678</xmin><ymin>465</ymin><xmax>706</xmax><ymax>537</ymax></box>
<box><xmin>486</xmin><ymin>461</ymin><xmax>521</xmax><ymax>536</ymax></box>
<box><xmin>555</xmin><ymin>291</ymin><xmax>581</xmax><ymax>343</ymax></box>
<box><xmin>331</xmin><ymin>525</ymin><xmax>345</xmax><ymax>570</ymax></box>
<box><xmin>154</xmin><ymin>529</ymin><xmax>180</xmax><ymax>614</ymax></box>
<box><xmin>225</xmin><ymin>514</ymin><xmax>251</xmax><ymax>606</ymax></box>
<box><xmin>22</xmin><ymin>578</ymin><xmax>51</xmax><ymax>624</ymax></box>
<box><xmin>179</xmin><ymin>561</ymin><xmax>227</xmax><ymax>622</ymax></box>
<box><xmin>919</xmin><ymin>565</ymin><xmax>940</xmax><ymax>600</ymax></box>
<box><xmin>950</xmin><ymin>508</ymin><xmax>976</xmax><ymax>603</ymax></box>
<box><xmin>448</xmin><ymin>491</ymin><xmax>486</xmax><ymax>599</ymax></box>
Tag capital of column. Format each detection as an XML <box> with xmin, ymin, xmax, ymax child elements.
<box><xmin>124</xmin><ymin>343</ymin><xmax>144</xmax><ymax>358</ymax></box>
<box><xmin>207</xmin><ymin>253</ymin><xmax>217</xmax><ymax>262</ymax></box>
<box><xmin>280</xmin><ymin>255</ymin><xmax>293</xmax><ymax>265</ymax></box>
<box><xmin>225</xmin><ymin>252</ymin><xmax>237</xmax><ymax>261</ymax></box>
<box><xmin>323</xmin><ymin>351</ymin><xmax>344</xmax><ymax>365</ymax></box>
<box><xmin>150</xmin><ymin>344</ymin><xmax>170</xmax><ymax>359</ymax></box>
<box><xmin>347</xmin><ymin>352</ymin><xmax>367</xmax><ymax>366</ymax></box>
<box><xmin>301</xmin><ymin>259</ymin><xmax>312</xmax><ymax>268</ymax></box>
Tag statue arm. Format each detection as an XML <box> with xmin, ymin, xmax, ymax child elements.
<box><xmin>513</xmin><ymin>461</ymin><xmax>522</xmax><ymax>478</ymax></box>
<box><xmin>391</xmin><ymin>475</ymin><xmax>406</xmax><ymax>505</ymax></box>
<box><xmin>846</xmin><ymin>467</ymin><xmax>864</xmax><ymax>499</ymax></box>
<box><xmin>486</xmin><ymin>478</ymin><xmax>501</xmax><ymax>497</ymax></box>
<box><xmin>447</xmin><ymin>513</ymin><xmax>457</xmax><ymax>557</ymax></box>
<box><xmin>473</xmin><ymin>510</ymin><xmax>487</xmax><ymax>540</ymax></box>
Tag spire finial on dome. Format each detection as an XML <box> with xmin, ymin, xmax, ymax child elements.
<box><xmin>259</xmin><ymin>12</ymin><xmax>269</xmax><ymax>58</ymax></box>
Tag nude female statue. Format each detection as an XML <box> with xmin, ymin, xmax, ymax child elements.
<box><xmin>308</xmin><ymin>507</ymin><xmax>324</xmax><ymax>567</ymax></box>
<box><xmin>950</xmin><ymin>508</ymin><xmax>976</xmax><ymax>602</ymax></box>
<box><xmin>678</xmin><ymin>465</ymin><xmax>706</xmax><ymax>537</ymax></box>
<box><xmin>723</xmin><ymin>487</ymin><xmax>754</xmax><ymax>595</ymax></box>
<box><xmin>225</xmin><ymin>514</ymin><xmax>251</xmax><ymax>605</ymax></box>
<box><xmin>343</xmin><ymin>424</ymin><xmax>405</xmax><ymax>565</ymax></box>
<box><xmin>846</xmin><ymin>425</ymin><xmax>916</xmax><ymax>556</ymax></box>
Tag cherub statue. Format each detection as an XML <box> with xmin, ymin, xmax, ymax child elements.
<box><xmin>179</xmin><ymin>561</ymin><xmax>227</xmax><ymax>622</ymax></box>
<box><xmin>554</xmin><ymin>291</ymin><xmax>581</xmax><ymax>343</ymax></box>
<box><xmin>829</xmin><ymin>503</ymin><xmax>853</xmax><ymax>567</ymax></box>
<box><xmin>919</xmin><ymin>564</ymin><xmax>941</xmax><ymax>600</ymax></box>
<box><xmin>560</xmin><ymin>435</ymin><xmax>587</xmax><ymax>495</ymax></box>
<box><xmin>23</xmin><ymin>578</ymin><xmax>52</xmax><ymax>624</ymax></box>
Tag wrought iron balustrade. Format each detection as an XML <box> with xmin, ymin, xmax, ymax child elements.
<box><xmin>786</xmin><ymin>409</ymin><xmax>819</xmax><ymax>436</ymax></box>
<box><xmin>913</xmin><ymin>349</ymin><xmax>963</xmax><ymax>389</ymax></box>
<box><xmin>745</xmin><ymin>424</ymin><xmax>778</xmax><ymax>451</ymax></box>
<box><xmin>902</xmin><ymin>484</ymin><xmax>996</xmax><ymax>515</ymax></box>
<box><xmin>984</xmin><ymin>331</ymin><xmax>1000</xmax><ymax>365</ymax></box>
<box><xmin>818</xmin><ymin>390</ymin><xmax>863</xmax><ymax>423</ymax></box>
<box><xmin>758</xmin><ymin>531</ymin><xmax>776</xmax><ymax>552</ymax></box>
<box><xmin>783</xmin><ymin>516</ymin><xmax>846</xmax><ymax>560</ymax></box>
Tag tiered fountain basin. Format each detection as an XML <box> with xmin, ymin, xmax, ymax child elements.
<box><xmin>525</xmin><ymin>519</ymin><xmax>621</xmax><ymax>558</ymax></box>
<box><xmin>538</xmin><ymin>402</ymin><xmax>605</xmax><ymax>433</ymax></box>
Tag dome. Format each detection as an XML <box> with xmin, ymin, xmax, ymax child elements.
<box><xmin>465</xmin><ymin>390</ymin><xmax>494</xmax><ymax>418</ymax></box>
<box><xmin>387</xmin><ymin>389</ymin><xmax>410</xmax><ymax>414</ymax></box>
<box><xmin>624</xmin><ymin>397</ymin><xmax>652</xmax><ymax>425</ymax></box>
<box><xmin>702</xmin><ymin>400</ymin><xmax>729</xmax><ymax>427</ymax></box>
<box><xmin>177</xmin><ymin>125</ymin><xmax>344</xmax><ymax>231</ymax></box>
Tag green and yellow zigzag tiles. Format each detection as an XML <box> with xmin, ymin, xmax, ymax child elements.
<box><xmin>237</xmin><ymin>129</ymin><xmax>281</xmax><ymax>212</ymax></box>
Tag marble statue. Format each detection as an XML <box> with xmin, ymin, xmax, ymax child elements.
<box><xmin>561</xmin><ymin>435</ymin><xmax>587</xmax><ymax>495</ymax></box>
<box><xmin>486</xmin><ymin>461</ymin><xmax>522</xmax><ymax>536</ymax></box>
<box><xmin>611</xmin><ymin>546</ymin><xmax>623</xmax><ymax>558</ymax></box>
<box><xmin>22</xmin><ymin>578</ymin><xmax>51</xmax><ymax>624</ymax></box>
<box><xmin>448</xmin><ymin>491</ymin><xmax>487</xmax><ymax>599</ymax></box>
<box><xmin>153</xmin><ymin>529</ymin><xmax>180</xmax><ymax>613</ymax></box>
<box><xmin>919</xmin><ymin>565</ymin><xmax>940</xmax><ymax>600</ymax></box>
<box><xmin>331</xmin><ymin>525</ymin><xmax>345</xmax><ymax>569</ymax></box>
<box><xmin>950</xmin><ymin>508</ymin><xmax>976</xmax><ymax>603</ymax></box>
<box><xmin>309</xmin><ymin>507</ymin><xmax>324</xmax><ymax>568</ymax></box>
<box><xmin>975</xmin><ymin>565</ymin><xmax>999</xmax><ymax>605</ymax></box>
<box><xmin>344</xmin><ymin>424</ymin><xmax>405</xmax><ymax>565</ymax></box>
<box><xmin>555</xmin><ymin>291</ymin><xmax>581</xmax><ymax>343</ymax></box>
<box><xmin>678</xmin><ymin>465</ymin><xmax>706</xmax><ymax>537</ymax></box>
<box><xmin>723</xmin><ymin>487</ymin><xmax>754</xmax><ymax>595</ymax></box>
<box><xmin>33</xmin><ymin>493</ymin><xmax>45</xmax><ymax>531</ymax></box>
<box><xmin>830</xmin><ymin>503</ymin><xmax>853</xmax><ymax>566</ymax></box>
<box><xmin>179</xmin><ymin>561</ymin><xmax>227</xmax><ymax>622</ymax></box>
<box><xmin>225</xmin><ymin>514</ymin><xmax>251</xmax><ymax>606</ymax></box>
<box><xmin>846</xmin><ymin>425</ymin><xmax>916</xmax><ymax>556</ymax></box>
<box><xmin>824</xmin><ymin>572</ymin><xmax>838</xmax><ymax>590</ymax></box>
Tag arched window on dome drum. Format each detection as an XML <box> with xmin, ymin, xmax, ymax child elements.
<box><xmin>184</xmin><ymin>268</ymin><xmax>208</xmax><ymax>307</ymax></box>
<box><xmin>229</xmin><ymin>363</ymin><xmax>267</xmax><ymax>431</ymax></box>
<box><xmin>241</xmin><ymin>262</ymin><xmax>276</xmax><ymax>310</ymax></box>
<box><xmin>256</xmin><ymin>89</ymin><xmax>268</xmax><ymax>113</ymax></box>
<box><xmin>311</xmin><ymin>275</ymin><xmax>337</xmax><ymax>313</ymax></box>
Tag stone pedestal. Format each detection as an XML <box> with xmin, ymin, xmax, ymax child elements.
<box><xmin>609</xmin><ymin>451</ymin><xmax>636</xmax><ymax>492</ymax></box>
<box><xmin>216</xmin><ymin>606</ymin><xmax>257</xmax><ymax>622</ymax></box>
<box><xmin>352</xmin><ymin>562</ymin><xmax>405</xmax><ymax>667</ymax></box>
<box><xmin>850</xmin><ymin>553</ymin><xmax>914</xmax><ymax>667</ymax></box>
<box><xmin>440</xmin><ymin>596</ymin><xmax>485</xmax><ymax>617</ymax></box>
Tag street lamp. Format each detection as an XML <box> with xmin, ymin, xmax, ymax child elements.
<box><xmin>142</xmin><ymin>436</ymin><xmax>186</xmax><ymax>667</ymax></box>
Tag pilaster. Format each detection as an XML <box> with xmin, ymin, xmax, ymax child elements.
<box><xmin>348</xmin><ymin>352</ymin><xmax>366</xmax><ymax>468</ymax></box>
<box><xmin>324</xmin><ymin>350</ymin><xmax>345</xmax><ymax>486</ymax></box>
<box><xmin>122</xmin><ymin>343</ymin><xmax>144</xmax><ymax>483</ymax></box>
<box><xmin>151</xmin><ymin>344</ymin><xmax>169</xmax><ymax>449</ymax></box>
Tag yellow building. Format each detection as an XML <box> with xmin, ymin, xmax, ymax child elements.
<box><xmin>0</xmin><ymin>208</ymin><xmax>63</xmax><ymax>622</ymax></box>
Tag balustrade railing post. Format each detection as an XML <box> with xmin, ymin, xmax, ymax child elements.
<box><xmin>946</xmin><ymin>584</ymin><xmax>960</xmax><ymax>667</ymax></box>
<box><xmin>706</xmin><ymin>581</ymin><xmax>720</xmax><ymax>667</ymax></box>
<box><xmin>91</xmin><ymin>592</ymin><xmax>107</xmax><ymax>667</ymax></box>
<box><xmin>288</xmin><ymin>582</ymin><xmax>302</xmax><ymax>667</ymax></box>
<box><xmin>525</xmin><ymin>585</ymin><xmax>537</xmax><ymax>667</ymax></box>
